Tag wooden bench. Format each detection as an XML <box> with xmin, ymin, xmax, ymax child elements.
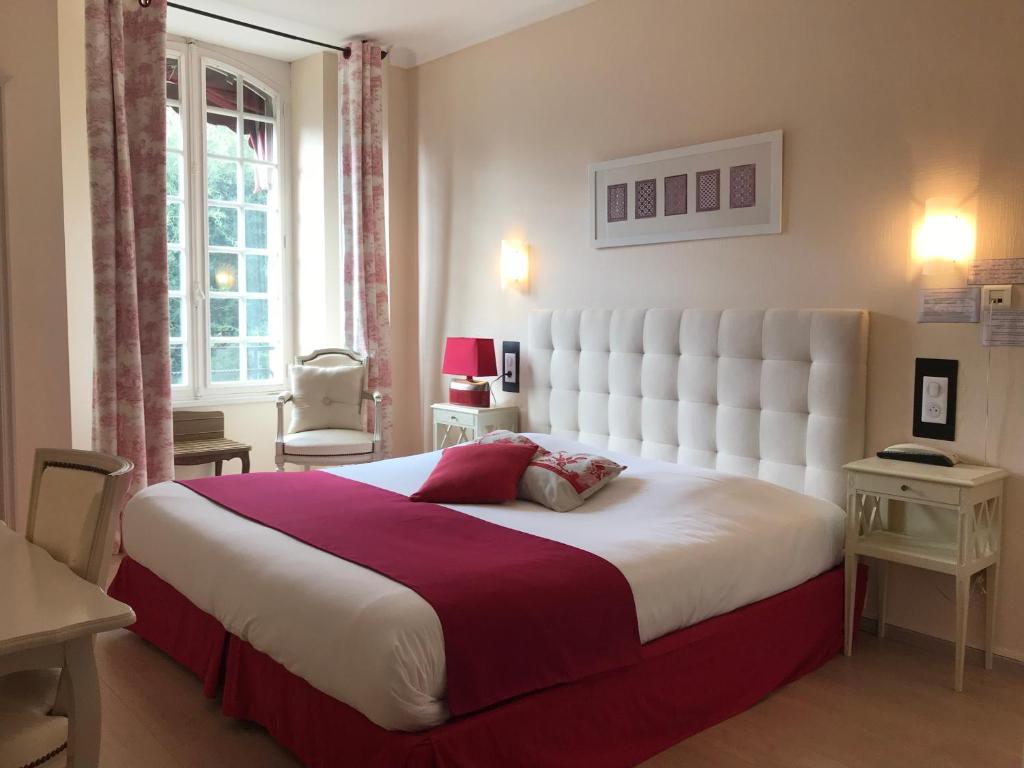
<box><xmin>173</xmin><ymin>410</ymin><xmax>251</xmax><ymax>475</ymax></box>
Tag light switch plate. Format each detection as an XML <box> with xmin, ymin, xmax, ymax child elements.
<box><xmin>913</xmin><ymin>358</ymin><xmax>957</xmax><ymax>441</ymax></box>
<box><xmin>502</xmin><ymin>341</ymin><xmax>520</xmax><ymax>393</ymax></box>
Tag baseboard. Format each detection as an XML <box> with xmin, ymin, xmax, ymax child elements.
<box><xmin>858</xmin><ymin>617</ymin><xmax>1024</xmax><ymax>670</ymax></box>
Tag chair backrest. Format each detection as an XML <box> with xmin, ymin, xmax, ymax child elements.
<box><xmin>173</xmin><ymin>410</ymin><xmax>225</xmax><ymax>443</ymax></box>
<box><xmin>25</xmin><ymin>449</ymin><xmax>134</xmax><ymax>586</ymax></box>
<box><xmin>295</xmin><ymin>348</ymin><xmax>369</xmax><ymax>390</ymax></box>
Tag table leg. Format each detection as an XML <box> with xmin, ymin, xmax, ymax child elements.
<box><xmin>64</xmin><ymin>636</ymin><xmax>101</xmax><ymax>768</ymax></box>
<box><xmin>240</xmin><ymin>452</ymin><xmax>250</xmax><ymax>473</ymax></box>
<box><xmin>844</xmin><ymin>553</ymin><xmax>858</xmax><ymax>656</ymax></box>
<box><xmin>214</xmin><ymin>460</ymin><xmax>223</xmax><ymax>476</ymax></box>
<box><xmin>955</xmin><ymin>573</ymin><xmax>970</xmax><ymax>692</ymax></box>
<box><xmin>985</xmin><ymin>563</ymin><xmax>999</xmax><ymax>670</ymax></box>
<box><xmin>877</xmin><ymin>560</ymin><xmax>889</xmax><ymax>639</ymax></box>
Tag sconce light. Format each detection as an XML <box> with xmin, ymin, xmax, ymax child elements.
<box><xmin>914</xmin><ymin>200</ymin><xmax>974</xmax><ymax>271</ymax></box>
<box><xmin>500</xmin><ymin>239</ymin><xmax>529</xmax><ymax>292</ymax></box>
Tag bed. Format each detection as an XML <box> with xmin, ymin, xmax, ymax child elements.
<box><xmin>111</xmin><ymin>307</ymin><xmax>870</xmax><ymax>767</ymax></box>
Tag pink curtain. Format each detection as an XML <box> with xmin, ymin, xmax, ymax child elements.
<box><xmin>86</xmin><ymin>0</ymin><xmax>173</xmax><ymax>526</ymax></box>
<box><xmin>339</xmin><ymin>42</ymin><xmax>394</xmax><ymax>456</ymax></box>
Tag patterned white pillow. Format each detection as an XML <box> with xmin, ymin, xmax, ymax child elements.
<box><xmin>288</xmin><ymin>364</ymin><xmax>364</xmax><ymax>433</ymax></box>
<box><xmin>477</xmin><ymin>430</ymin><xmax>542</xmax><ymax>450</ymax></box>
<box><xmin>519</xmin><ymin>450</ymin><xmax>626</xmax><ymax>512</ymax></box>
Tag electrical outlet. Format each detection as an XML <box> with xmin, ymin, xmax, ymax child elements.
<box><xmin>920</xmin><ymin>375</ymin><xmax>948</xmax><ymax>425</ymax></box>
<box><xmin>982</xmin><ymin>284</ymin><xmax>1013</xmax><ymax>309</ymax></box>
<box><xmin>501</xmin><ymin>341</ymin><xmax>520</xmax><ymax>393</ymax></box>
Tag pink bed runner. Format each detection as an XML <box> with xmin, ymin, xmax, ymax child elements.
<box><xmin>178</xmin><ymin>471</ymin><xmax>640</xmax><ymax>715</ymax></box>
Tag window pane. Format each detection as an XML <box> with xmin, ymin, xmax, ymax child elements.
<box><xmin>209</xmin><ymin>253</ymin><xmax>238</xmax><ymax>292</ymax></box>
<box><xmin>242</xmin><ymin>120</ymin><xmax>274</xmax><ymax>162</ymax></box>
<box><xmin>167</xmin><ymin>201</ymin><xmax>182</xmax><ymax>245</ymax></box>
<box><xmin>207</xmin><ymin>159</ymin><xmax>238</xmax><ymax>202</ymax></box>
<box><xmin>246</xmin><ymin>344</ymin><xmax>273</xmax><ymax>381</ymax></box>
<box><xmin>206</xmin><ymin>67</ymin><xmax>237</xmax><ymax>110</ymax></box>
<box><xmin>166</xmin><ymin>59</ymin><xmax>180</xmax><ymax>101</ymax></box>
<box><xmin>246</xmin><ymin>298</ymin><xmax>269</xmax><ymax>337</ymax></box>
<box><xmin>244</xmin><ymin>210</ymin><xmax>267</xmax><ymax>249</ymax></box>
<box><xmin>242</xmin><ymin>82</ymin><xmax>273</xmax><ymax>117</ymax></box>
<box><xmin>210</xmin><ymin>298</ymin><xmax>239</xmax><ymax>337</ymax></box>
<box><xmin>210</xmin><ymin>343</ymin><xmax>240</xmax><ymax>382</ymax></box>
<box><xmin>170</xmin><ymin>344</ymin><xmax>184</xmax><ymax>386</ymax></box>
<box><xmin>244</xmin><ymin>164</ymin><xmax>272</xmax><ymax>205</ymax></box>
<box><xmin>168</xmin><ymin>248</ymin><xmax>182</xmax><ymax>292</ymax></box>
<box><xmin>166</xmin><ymin>153</ymin><xmax>181</xmax><ymax>197</ymax></box>
<box><xmin>245</xmin><ymin>254</ymin><xmax>267</xmax><ymax>293</ymax></box>
<box><xmin>169</xmin><ymin>297</ymin><xmax>182</xmax><ymax>338</ymax></box>
<box><xmin>166</xmin><ymin>105</ymin><xmax>182</xmax><ymax>151</ymax></box>
<box><xmin>207</xmin><ymin>113</ymin><xmax>238</xmax><ymax>157</ymax></box>
<box><xmin>208</xmin><ymin>205</ymin><xmax>238</xmax><ymax>247</ymax></box>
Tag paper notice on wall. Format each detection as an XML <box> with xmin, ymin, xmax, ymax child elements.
<box><xmin>918</xmin><ymin>288</ymin><xmax>980</xmax><ymax>323</ymax></box>
<box><xmin>967</xmin><ymin>258</ymin><xmax>1024</xmax><ymax>285</ymax></box>
<box><xmin>982</xmin><ymin>309</ymin><xmax>1024</xmax><ymax>346</ymax></box>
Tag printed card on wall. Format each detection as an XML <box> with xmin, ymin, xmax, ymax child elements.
<box><xmin>588</xmin><ymin>131</ymin><xmax>782</xmax><ymax>248</ymax></box>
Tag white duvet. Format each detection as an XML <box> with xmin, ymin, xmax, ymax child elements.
<box><xmin>122</xmin><ymin>434</ymin><xmax>845</xmax><ymax>732</ymax></box>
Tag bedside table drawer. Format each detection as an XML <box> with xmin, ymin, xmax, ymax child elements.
<box><xmin>437</xmin><ymin>410</ymin><xmax>475</xmax><ymax>429</ymax></box>
<box><xmin>855</xmin><ymin>473</ymin><xmax>961</xmax><ymax>506</ymax></box>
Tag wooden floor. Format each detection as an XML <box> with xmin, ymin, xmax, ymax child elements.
<box><xmin>93</xmin><ymin>628</ymin><xmax>1024</xmax><ymax>767</ymax></box>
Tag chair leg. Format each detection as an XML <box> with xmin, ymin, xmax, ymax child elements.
<box><xmin>214</xmin><ymin>460</ymin><xmax>223</xmax><ymax>477</ymax></box>
<box><xmin>240</xmin><ymin>452</ymin><xmax>250</xmax><ymax>473</ymax></box>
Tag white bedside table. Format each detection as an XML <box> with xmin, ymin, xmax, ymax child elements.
<box><xmin>431</xmin><ymin>403</ymin><xmax>519</xmax><ymax>450</ymax></box>
<box><xmin>843</xmin><ymin>457</ymin><xmax>1007</xmax><ymax>691</ymax></box>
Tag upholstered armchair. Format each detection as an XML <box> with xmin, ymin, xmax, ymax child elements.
<box><xmin>275</xmin><ymin>348</ymin><xmax>382</xmax><ymax>470</ymax></box>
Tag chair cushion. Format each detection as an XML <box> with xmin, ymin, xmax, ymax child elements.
<box><xmin>282</xmin><ymin>429</ymin><xmax>374</xmax><ymax>457</ymax></box>
<box><xmin>0</xmin><ymin>669</ymin><xmax>67</xmax><ymax>768</ymax></box>
<box><xmin>288</xmin><ymin>364</ymin><xmax>364</xmax><ymax>434</ymax></box>
<box><xmin>410</xmin><ymin>442</ymin><xmax>538</xmax><ymax>504</ymax></box>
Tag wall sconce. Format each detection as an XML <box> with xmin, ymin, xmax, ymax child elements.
<box><xmin>500</xmin><ymin>239</ymin><xmax>529</xmax><ymax>292</ymax></box>
<box><xmin>914</xmin><ymin>200</ymin><xmax>974</xmax><ymax>273</ymax></box>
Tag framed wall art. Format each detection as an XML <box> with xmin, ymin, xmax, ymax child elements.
<box><xmin>588</xmin><ymin>130</ymin><xmax>782</xmax><ymax>248</ymax></box>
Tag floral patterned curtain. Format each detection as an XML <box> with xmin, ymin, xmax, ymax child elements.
<box><xmin>339</xmin><ymin>42</ymin><xmax>394</xmax><ymax>456</ymax></box>
<box><xmin>86</xmin><ymin>0</ymin><xmax>173</xmax><ymax>535</ymax></box>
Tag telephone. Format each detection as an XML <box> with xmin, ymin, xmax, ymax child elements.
<box><xmin>876</xmin><ymin>443</ymin><xmax>959</xmax><ymax>467</ymax></box>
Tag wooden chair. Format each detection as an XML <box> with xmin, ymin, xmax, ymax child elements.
<box><xmin>276</xmin><ymin>348</ymin><xmax>382</xmax><ymax>471</ymax></box>
<box><xmin>0</xmin><ymin>449</ymin><xmax>133</xmax><ymax>768</ymax></box>
<box><xmin>173</xmin><ymin>410</ymin><xmax>251</xmax><ymax>475</ymax></box>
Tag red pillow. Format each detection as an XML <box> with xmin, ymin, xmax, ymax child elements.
<box><xmin>410</xmin><ymin>442</ymin><xmax>538</xmax><ymax>504</ymax></box>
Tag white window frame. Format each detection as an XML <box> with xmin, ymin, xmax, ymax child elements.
<box><xmin>168</xmin><ymin>39</ymin><xmax>292</xmax><ymax>405</ymax></box>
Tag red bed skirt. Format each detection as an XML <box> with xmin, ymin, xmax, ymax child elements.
<box><xmin>110</xmin><ymin>558</ymin><xmax>867</xmax><ymax>768</ymax></box>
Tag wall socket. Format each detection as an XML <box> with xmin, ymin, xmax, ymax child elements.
<box><xmin>920</xmin><ymin>375</ymin><xmax>948</xmax><ymax>425</ymax></box>
<box><xmin>982</xmin><ymin>284</ymin><xmax>1013</xmax><ymax>309</ymax></box>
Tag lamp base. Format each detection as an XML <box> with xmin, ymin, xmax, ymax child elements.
<box><xmin>449</xmin><ymin>378</ymin><xmax>490</xmax><ymax>407</ymax></box>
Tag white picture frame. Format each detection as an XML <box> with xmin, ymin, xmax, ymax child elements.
<box><xmin>588</xmin><ymin>130</ymin><xmax>783</xmax><ymax>249</ymax></box>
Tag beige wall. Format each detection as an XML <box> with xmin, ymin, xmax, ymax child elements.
<box><xmin>59</xmin><ymin>0</ymin><xmax>94</xmax><ymax>451</ymax></box>
<box><xmin>385</xmin><ymin>64</ymin><xmax>422</xmax><ymax>457</ymax></box>
<box><xmin>0</xmin><ymin>0</ymin><xmax>72</xmax><ymax>529</ymax></box>
<box><xmin>413</xmin><ymin>0</ymin><xmax>1024</xmax><ymax>657</ymax></box>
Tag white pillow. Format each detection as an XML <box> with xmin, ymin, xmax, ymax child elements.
<box><xmin>288</xmin><ymin>364</ymin><xmax>364</xmax><ymax>433</ymax></box>
<box><xmin>517</xmin><ymin>451</ymin><xmax>626</xmax><ymax>512</ymax></box>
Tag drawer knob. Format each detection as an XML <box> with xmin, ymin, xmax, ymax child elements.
<box><xmin>450</xmin><ymin>416</ymin><xmax>458</xmax><ymax>421</ymax></box>
<box><xmin>900</xmin><ymin>484</ymin><xmax>911</xmax><ymax>492</ymax></box>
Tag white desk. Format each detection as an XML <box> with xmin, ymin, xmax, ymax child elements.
<box><xmin>0</xmin><ymin>524</ymin><xmax>135</xmax><ymax>767</ymax></box>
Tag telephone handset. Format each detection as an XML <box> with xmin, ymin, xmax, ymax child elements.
<box><xmin>876</xmin><ymin>443</ymin><xmax>959</xmax><ymax>467</ymax></box>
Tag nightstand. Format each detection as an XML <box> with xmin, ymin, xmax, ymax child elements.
<box><xmin>844</xmin><ymin>457</ymin><xmax>1007</xmax><ymax>691</ymax></box>
<box><xmin>431</xmin><ymin>403</ymin><xmax>519</xmax><ymax>450</ymax></box>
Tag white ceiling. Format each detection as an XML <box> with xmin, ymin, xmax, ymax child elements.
<box><xmin>167</xmin><ymin>0</ymin><xmax>593</xmax><ymax>68</ymax></box>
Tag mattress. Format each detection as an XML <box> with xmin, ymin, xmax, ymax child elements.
<box><xmin>121</xmin><ymin>433</ymin><xmax>845</xmax><ymax>732</ymax></box>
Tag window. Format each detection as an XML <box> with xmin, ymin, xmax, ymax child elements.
<box><xmin>165</xmin><ymin>46</ymin><xmax>286</xmax><ymax>399</ymax></box>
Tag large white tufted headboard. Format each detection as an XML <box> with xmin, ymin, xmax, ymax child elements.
<box><xmin>526</xmin><ymin>308</ymin><xmax>868</xmax><ymax>507</ymax></box>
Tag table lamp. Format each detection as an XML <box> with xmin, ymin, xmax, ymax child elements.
<box><xmin>442</xmin><ymin>337</ymin><xmax>497</xmax><ymax>407</ymax></box>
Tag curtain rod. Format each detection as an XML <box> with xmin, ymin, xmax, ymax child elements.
<box><xmin>139</xmin><ymin>0</ymin><xmax>387</xmax><ymax>59</ymax></box>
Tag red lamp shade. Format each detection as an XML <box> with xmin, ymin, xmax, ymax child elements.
<box><xmin>442</xmin><ymin>337</ymin><xmax>497</xmax><ymax>378</ymax></box>
<box><xmin>442</xmin><ymin>337</ymin><xmax>496</xmax><ymax>407</ymax></box>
